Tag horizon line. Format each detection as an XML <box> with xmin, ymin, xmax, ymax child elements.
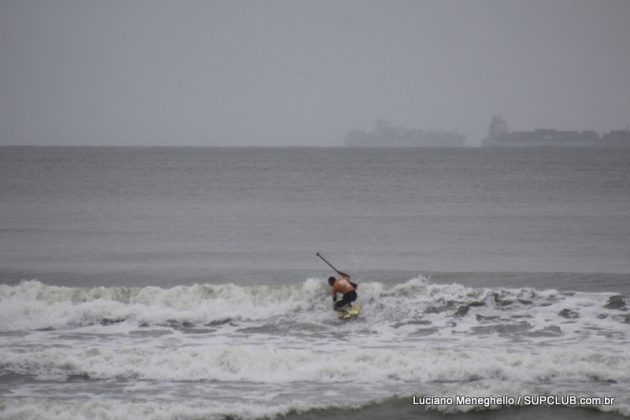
<box><xmin>0</xmin><ymin>144</ymin><xmax>481</xmax><ymax>149</ymax></box>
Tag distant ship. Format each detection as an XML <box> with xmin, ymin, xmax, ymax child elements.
<box><xmin>345</xmin><ymin>119</ymin><xmax>466</xmax><ymax>148</ymax></box>
<box><xmin>483</xmin><ymin>116</ymin><xmax>630</xmax><ymax>148</ymax></box>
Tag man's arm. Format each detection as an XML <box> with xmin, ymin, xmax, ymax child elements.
<box><xmin>341</xmin><ymin>273</ymin><xmax>358</xmax><ymax>290</ymax></box>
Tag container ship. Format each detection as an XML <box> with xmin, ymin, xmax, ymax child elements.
<box><xmin>345</xmin><ymin>119</ymin><xmax>466</xmax><ymax>148</ymax></box>
<box><xmin>483</xmin><ymin>116</ymin><xmax>630</xmax><ymax>148</ymax></box>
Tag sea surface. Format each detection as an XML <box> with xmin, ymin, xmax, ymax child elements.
<box><xmin>1</xmin><ymin>146</ymin><xmax>629</xmax><ymax>420</ymax></box>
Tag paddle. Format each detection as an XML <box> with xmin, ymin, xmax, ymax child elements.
<box><xmin>316</xmin><ymin>252</ymin><xmax>349</xmax><ymax>278</ymax></box>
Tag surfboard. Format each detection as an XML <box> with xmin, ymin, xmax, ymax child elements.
<box><xmin>338</xmin><ymin>304</ymin><xmax>361</xmax><ymax>319</ymax></box>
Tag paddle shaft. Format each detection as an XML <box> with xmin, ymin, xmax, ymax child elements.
<box><xmin>316</xmin><ymin>253</ymin><xmax>344</xmax><ymax>276</ymax></box>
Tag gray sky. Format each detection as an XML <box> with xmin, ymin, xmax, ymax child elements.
<box><xmin>1</xmin><ymin>0</ymin><xmax>629</xmax><ymax>147</ymax></box>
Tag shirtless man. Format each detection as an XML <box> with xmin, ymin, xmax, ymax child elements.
<box><xmin>328</xmin><ymin>273</ymin><xmax>358</xmax><ymax>312</ymax></box>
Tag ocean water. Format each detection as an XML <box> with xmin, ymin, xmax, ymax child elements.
<box><xmin>0</xmin><ymin>147</ymin><xmax>629</xmax><ymax>420</ymax></box>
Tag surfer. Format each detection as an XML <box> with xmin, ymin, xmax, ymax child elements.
<box><xmin>328</xmin><ymin>273</ymin><xmax>358</xmax><ymax>312</ymax></box>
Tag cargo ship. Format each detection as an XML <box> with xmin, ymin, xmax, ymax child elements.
<box><xmin>482</xmin><ymin>116</ymin><xmax>630</xmax><ymax>148</ymax></box>
<box><xmin>345</xmin><ymin>119</ymin><xmax>465</xmax><ymax>148</ymax></box>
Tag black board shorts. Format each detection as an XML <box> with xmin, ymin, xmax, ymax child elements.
<box><xmin>334</xmin><ymin>290</ymin><xmax>357</xmax><ymax>309</ymax></box>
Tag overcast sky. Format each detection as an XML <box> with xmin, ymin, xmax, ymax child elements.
<box><xmin>1</xmin><ymin>0</ymin><xmax>629</xmax><ymax>147</ymax></box>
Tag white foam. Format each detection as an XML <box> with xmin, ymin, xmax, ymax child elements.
<box><xmin>2</xmin><ymin>338</ymin><xmax>628</xmax><ymax>385</ymax></box>
<box><xmin>0</xmin><ymin>279</ymin><xmax>329</xmax><ymax>331</ymax></box>
<box><xmin>0</xmin><ymin>398</ymin><xmax>316</xmax><ymax>420</ymax></box>
<box><xmin>1</xmin><ymin>345</ymin><xmax>629</xmax><ymax>419</ymax></box>
<box><xmin>1</xmin><ymin>278</ymin><xmax>627</xmax><ymax>343</ymax></box>
<box><xmin>1</xmin><ymin>277</ymin><xmax>628</xmax><ymax>419</ymax></box>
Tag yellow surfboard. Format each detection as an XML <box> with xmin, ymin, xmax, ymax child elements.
<box><xmin>338</xmin><ymin>304</ymin><xmax>361</xmax><ymax>319</ymax></box>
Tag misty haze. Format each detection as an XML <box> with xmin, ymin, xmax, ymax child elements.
<box><xmin>1</xmin><ymin>0</ymin><xmax>629</xmax><ymax>147</ymax></box>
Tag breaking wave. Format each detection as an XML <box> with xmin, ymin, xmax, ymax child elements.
<box><xmin>1</xmin><ymin>277</ymin><xmax>628</xmax><ymax>332</ymax></box>
<box><xmin>1</xmin><ymin>277</ymin><xmax>628</xmax><ymax>419</ymax></box>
